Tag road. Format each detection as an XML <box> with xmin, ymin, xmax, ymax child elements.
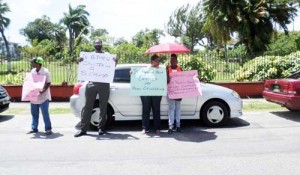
<box><xmin>0</xmin><ymin>108</ymin><xmax>300</xmax><ymax>175</ymax></box>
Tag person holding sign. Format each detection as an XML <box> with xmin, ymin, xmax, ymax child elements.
<box><xmin>74</xmin><ymin>39</ymin><xmax>117</xmax><ymax>137</ymax></box>
<box><xmin>140</xmin><ymin>54</ymin><xmax>163</xmax><ymax>135</ymax></box>
<box><xmin>166</xmin><ymin>54</ymin><xmax>183</xmax><ymax>134</ymax></box>
<box><xmin>27</xmin><ymin>57</ymin><xmax>53</xmax><ymax>135</ymax></box>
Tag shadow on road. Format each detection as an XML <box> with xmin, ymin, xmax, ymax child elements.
<box><xmin>220</xmin><ymin>118</ymin><xmax>250</xmax><ymax>128</ymax></box>
<box><xmin>30</xmin><ymin>132</ymin><xmax>64</xmax><ymax>139</ymax></box>
<box><xmin>72</xmin><ymin>117</ymin><xmax>249</xmax><ymax>142</ymax></box>
<box><xmin>270</xmin><ymin>111</ymin><xmax>300</xmax><ymax>122</ymax></box>
<box><xmin>0</xmin><ymin>115</ymin><xmax>14</xmax><ymax>123</ymax></box>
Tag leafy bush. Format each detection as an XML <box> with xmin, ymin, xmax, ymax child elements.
<box><xmin>4</xmin><ymin>72</ymin><xmax>26</xmax><ymax>85</ymax></box>
<box><xmin>179</xmin><ymin>53</ymin><xmax>216</xmax><ymax>82</ymax></box>
<box><xmin>233</xmin><ymin>51</ymin><xmax>300</xmax><ymax>81</ymax></box>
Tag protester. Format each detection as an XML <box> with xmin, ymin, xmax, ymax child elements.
<box><xmin>27</xmin><ymin>57</ymin><xmax>52</xmax><ymax>135</ymax></box>
<box><xmin>166</xmin><ymin>54</ymin><xmax>184</xmax><ymax>133</ymax></box>
<box><xmin>140</xmin><ymin>54</ymin><xmax>163</xmax><ymax>135</ymax></box>
<box><xmin>74</xmin><ymin>39</ymin><xmax>117</xmax><ymax>137</ymax></box>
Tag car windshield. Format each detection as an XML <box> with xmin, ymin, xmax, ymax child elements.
<box><xmin>286</xmin><ymin>70</ymin><xmax>300</xmax><ymax>79</ymax></box>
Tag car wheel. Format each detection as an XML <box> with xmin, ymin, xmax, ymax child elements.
<box><xmin>84</xmin><ymin>102</ymin><xmax>114</xmax><ymax>130</ymax></box>
<box><xmin>201</xmin><ymin>101</ymin><xmax>229</xmax><ymax>127</ymax></box>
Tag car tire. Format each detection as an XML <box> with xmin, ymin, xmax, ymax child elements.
<box><xmin>82</xmin><ymin>102</ymin><xmax>114</xmax><ymax>130</ymax></box>
<box><xmin>201</xmin><ymin>101</ymin><xmax>229</xmax><ymax>127</ymax></box>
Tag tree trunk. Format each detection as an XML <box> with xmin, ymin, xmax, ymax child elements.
<box><xmin>0</xmin><ymin>29</ymin><xmax>11</xmax><ymax>72</ymax></box>
<box><xmin>68</xmin><ymin>28</ymin><xmax>74</xmax><ymax>61</ymax></box>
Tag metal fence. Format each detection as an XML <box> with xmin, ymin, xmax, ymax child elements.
<box><xmin>1</xmin><ymin>52</ymin><xmax>300</xmax><ymax>85</ymax></box>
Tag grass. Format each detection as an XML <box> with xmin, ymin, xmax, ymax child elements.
<box><xmin>3</xmin><ymin>108</ymin><xmax>71</xmax><ymax>115</ymax></box>
<box><xmin>243</xmin><ymin>100</ymin><xmax>286</xmax><ymax>111</ymax></box>
<box><xmin>3</xmin><ymin>100</ymin><xmax>287</xmax><ymax>115</ymax></box>
<box><xmin>0</xmin><ymin>60</ymin><xmax>78</xmax><ymax>85</ymax></box>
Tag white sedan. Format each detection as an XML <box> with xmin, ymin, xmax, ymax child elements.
<box><xmin>70</xmin><ymin>64</ymin><xmax>243</xmax><ymax>129</ymax></box>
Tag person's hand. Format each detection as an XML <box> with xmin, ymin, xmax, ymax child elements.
<box><xmin>76</xmin><ymin>57</ymin><xmax>84</xmax><ymax>64</ymax></box>
<box><xmin>39</xmin><ymin>89</ymin><xmax>46</xmax><ymax>94</ymax></box>
<box><xmin>113</xmin><ymin>57</ymin><xmax>118</xmax><ymax>66</ymax></box>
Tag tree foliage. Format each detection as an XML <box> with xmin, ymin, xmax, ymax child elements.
<box><xmin>21</xmin><ymin>16</ymin><xmax>64</xmax><ymax>42</ymax></box>
<box><xmin>20</xmin><ymin>16</ymin><xmax>67</xmax><ymax>59</ymax></box>
<box><xmin>89</xmin><ymin>28</ymin><xmax>108</xmax><ymax>41</ymax></box>
<box><xmin>167</xmin><ymin>2</ymin><xmax>212</xmax><ymax>52</ymax></box>
<box><xmin>61</xmin><ymin>4</ymin><xmax>90</xmax><ymax>60</ymax></box>
<box><xmin>265</xmin><ymin>31</ymin><xmax>300</xmax><ymax>56</ymax></box>
<box><xmin>132</xmin><ymin>28</ymin><xmax>164</xmax><ymax>48</ymax></box>
<box><xmin>202</xmin><ymin>0</ymin><xmax>298</xmax><ymax>58</ymax></box>
<box><xmin>0</xmin><ymin>0</ymin><xmax>11</xmax><ymax>71</ymax></box>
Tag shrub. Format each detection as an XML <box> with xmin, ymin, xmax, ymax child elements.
<box><xmin>233</xmin><ymin>51</ymin><xmax>300</xmax><ymax>81</ymax></box>
<box><xmin>179</xmin><ymin>54</ymin><xmax>216</xmax><ymax>82</ymax></box>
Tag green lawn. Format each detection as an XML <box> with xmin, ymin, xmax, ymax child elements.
<box><xmin>0</xmin><ymin>60</ymin><xmax>78</xmax><ymax>85</ymax></box>
<box><xmin>243</xmin><ymin>101</ymin><xmax>286</xmax><ymax>111</ymax></box>
<box><xmin>2</xmin><ymin>100</ymin><xmax>287</xmax><ymax>115</ymax></box>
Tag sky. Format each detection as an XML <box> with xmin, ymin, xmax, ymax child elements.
<box><xmin>5</xmin><ymin>0</ymin><xmax>199</xmax><ymax>45</ymax></box>
<box><xmin>4</xmin><ymin>0</ymin><xmax>300</xmax><ymax>46</ymax></box>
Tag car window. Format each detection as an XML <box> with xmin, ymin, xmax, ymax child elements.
<box><xmin>113</xmin><ymin>68</ymin><xmax>130</xmax><ymax>83</ymax></box>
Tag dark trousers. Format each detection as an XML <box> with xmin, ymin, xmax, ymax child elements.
<box><xmin>140</xmin><ymin>96</ymin><xmax>162</xmax><ymax>130</ymax></box>
<box><xmin>81</xmin><ymin>82</ymin><xmax>110</xmax><ymax>131</ymax></box>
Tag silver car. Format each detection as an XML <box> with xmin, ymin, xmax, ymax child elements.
<box><xmin>70</xmin><ymin>64</ymin><xmax>243</xmax><ymax>129</ymax></box>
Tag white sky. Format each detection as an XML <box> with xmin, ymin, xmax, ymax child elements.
<box><xmin>5</xmin><ymin>0</ymin><xmax>199</xmax><ymax>45</ymax></box>
<box><xmin>4</xmin><ymin>0</ymin><xmax>300</xmax><ymax>45</ymax></box>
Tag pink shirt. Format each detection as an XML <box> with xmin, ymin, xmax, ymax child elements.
<box><xmin>30</xmin><ymin>67</ymin><xmax>51</xmax><ymax>104</ymax></box>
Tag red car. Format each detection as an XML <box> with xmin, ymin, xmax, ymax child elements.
<box><xmin>262</xmin><ymin>71</ymin><xmax>300</xmax><ymax>111</ymax></box>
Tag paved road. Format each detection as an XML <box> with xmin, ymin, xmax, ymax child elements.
<box><xmin>0</xmin><ymin>109</ymin><xmax>300</xmax><ymax>175</ymax></box>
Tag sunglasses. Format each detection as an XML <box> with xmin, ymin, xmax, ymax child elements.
<box><xmin>153</xmin><ymin>59</ymin><xmax>160</xmax><ymax>63</ymax></box>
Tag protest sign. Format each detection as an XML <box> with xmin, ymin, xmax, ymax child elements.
<box><xmin>130</xmin><ymin>66</ymin><xmax>167</xmax><ymax>96</ymax></box>
<box><xmin>78</xmin><ymin>52</ymin><xmax>116</xmax><ymax>83</ymax></box>
<box><xmin>22</xmin><ymin>73</ymin><xmax>46</xmax><ymax>102</ymax></box>
<box><xmin>167</xmin><ymin>70</ymin><xmax>202</xmax><ymax>99</ymax></box>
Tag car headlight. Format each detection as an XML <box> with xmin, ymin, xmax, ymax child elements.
<box><xmin>231</xmin><ymin>91</ymin><xmax>240</xmax><ymax>99</ymax></box>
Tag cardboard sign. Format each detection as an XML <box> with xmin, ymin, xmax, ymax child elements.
<box><xmin>78</xmin><ymin>52</ymin><xmax>116</xmax><ymax>83</ymax></box>
<box><xmin>22</xmin><ymin>73</ymin><xmax>46</xmax><ymax>102</ymax></box>
<box><xmin>130</xmin><ymin>66</ymin><xmax>167</xmax><ymax>96</ymax></box>
<box><xmin>167</xmin><ymin>70</ymin><xmax>202</xmax><ymax>99</ymax></box>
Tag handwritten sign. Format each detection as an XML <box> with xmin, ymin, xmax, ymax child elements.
<box><xmin>167</xmin><ymin>70</ymin><xmax>202</xmax><ymax>99</ymax></box>
<box><xmin>22</xmin><ymin>73</ymin><xmax>46</xmax><ymax>102</ymax></box>
<box><xmin>78</xmin><ymin>52</ymin><xmax>116</xmax><ymax>83</ymax></box>
<box><xmin>130</xmin><ymin>66</ymin><xmax>167</xmax><ymax>96</ymax></box>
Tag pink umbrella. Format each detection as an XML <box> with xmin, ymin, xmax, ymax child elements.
<box><xmin>145</xmin><ymin>43</ymin><xmax>190</xmax><ymax>54</ymax></box>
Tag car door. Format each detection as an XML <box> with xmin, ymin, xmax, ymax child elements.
<box><xmin>109</xmin><ymin>67</ymin><xmax>142</xmax><ymax>116</ymax></box>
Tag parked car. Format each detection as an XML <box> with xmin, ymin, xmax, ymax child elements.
<box><xmin>70</xmin><ymin>64</ymin><xmax>243</xmax><ymax>128</ymax></box>
<box><xmin>0</xmin><ymin>85</ymin><xmax>11</xmax><ymax>113</ymax></box>
<box><xmin>262</xmin><ymin>70</ymin><xmax>300</xmax><ymax>111</ymax></box>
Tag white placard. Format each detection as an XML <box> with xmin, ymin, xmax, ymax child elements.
<box><xmin>78</xmin><ymin>52</ymin><xmax>116</xmax><ymax>83</ymax></box>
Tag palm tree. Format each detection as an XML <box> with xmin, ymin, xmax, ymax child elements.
<box><xmin>61</xmin><ymin>4</ymin><xmax>89</xmax><ymax>60</ymax></box>
<box><xmin>0</xmin><ymin>0</ymin><xmax>11</xmax><ymax>72</ymax></box>
<box><xmin>203</xmin><ymin>0</ymin><xmax>297</xmax><ymax>58</ymax></box>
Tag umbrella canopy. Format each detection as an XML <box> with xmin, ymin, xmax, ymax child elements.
<box><xmin>145</xmin><ymin>43</ymin><xmax>190</xmax><ymax>54</ymax></box>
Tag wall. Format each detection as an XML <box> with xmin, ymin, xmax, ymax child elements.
<box><xmin>4</xmin><ymin>82</ymin><xmax>264</xmax><ymax>102</ymax></box>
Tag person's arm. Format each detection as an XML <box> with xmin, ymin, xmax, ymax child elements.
<box><xmin>76</xmin><ymin>57</ymin><xmax>84</xmax><ymax>64</ymax></box>
<box><xmin>166</xmin><ymin>66</ymin><xmax>170</xmax><ymax>84</ymax></box>
<box><xmin>40</xmin><ymin>82</ymin><xmax>51</xmax><ymax>93</ymax></box>
<box><xmin>113</xmin><ymin>57</ymin><xmax>118</xmax><ymax>67</ymax></box>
